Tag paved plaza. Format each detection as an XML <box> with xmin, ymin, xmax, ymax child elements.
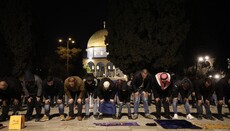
<box><xmin>1</xmin><ymin>103</ymin><xmax>230</xmax><ymax>131</ymax></box>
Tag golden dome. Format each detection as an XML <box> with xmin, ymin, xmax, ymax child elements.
<box><xmin>87</xmin><ymin>28</ymin><xmax>108</xmax><ymax>48</ymax></box>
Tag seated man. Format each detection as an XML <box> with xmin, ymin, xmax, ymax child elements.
<box><xmin>0</xmin><ymin>77</ymin><xmax>22</xmax><ymax>122</ymax></box>
<box><xmin>97</xmin><ymin>78</ymin><xmax>116</xmax><ymax>119</ymax></box>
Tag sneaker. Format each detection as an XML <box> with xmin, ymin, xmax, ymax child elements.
<box><xmin>156</xmin><ymin>115</ymin><xmax>161</xmax><ymax>120</ymax></box>
<box><xmin>25</xmin><ymin>117</ymin><xmax>32</xmax><ymax>122</ymax></box>
<box><xmin>207</xmin><ymin>115</ymin><xmax>215</xmax><ymax>120</ymax></box>
<box><xmin>173</xmin><ymin>114</ymin><xmax>178</xmax><ymax>119</ymax></box>
<box><xmin>98</xmin><ymin>114</ymin><xmax>103</xmax><ymax>120</ymax></box>
<box><xmin>77</xmin><ymin>116</ymin><xmax>82</xmax><ymax>121</ymax></box>
<box><xmin>40</xmin><ymin>115</ymin><xmax>49</xmax><ymax>122</ymax></box>
<box><xmin>65</xmin><ymin>116</ymin><xmax>74</xmax><ymax>121</ymax></box>
<box><xmin>60</xmin><ymin>115</ymin><xmax>65</xmax><ymax>121</ymax></box>
<box><xmin>197</xmin><ymin>115</ymin><xmax>202</xmax><ymax>120</ymax></box>
<box><xmin>84</xmin><ymin>115</ymin><xmax>90</xmax><ymax>120</ymax></box>
<box><xmin>145</xmin><ymin>114</ymin><xmax>153</xmax><ymax>119</ymax></box>
<box><xmin>35</xmin><ymin>118</ymin><xmax>40</xmax><ymax>122</ymax></box>
<box><xmin>0</xmin><ymin>117</ymin><xmax>7</xmax><ymax>122</ymax></box>
<box><xmin>112</xmin><ymin>115</ymin><xmax>117</xmax><ymax>119</ymax></box>
<box><xmin>186</xmin><ymin>114</ymin><xmax>194</xmax><ymax>120</ymax></box>
<box><xmin>132</xmin><ymin>114</ymin><xmax>138</xmax><ymax>120</ymax></box>
<box><xmin>128</xmin><ymin>115</ymin><xmax>132</xmax><ymax>119</ymax></box>
<box><xmin>217</xmin><ymin>115</ymin><xmax>224</xmax><ymax>121</ymax></box>
<box><xmin>117</xmin><ymin>114</ymin><xmax>122</xmax><ymax>119</ymax></box>
<box><xmin>165</xmin><ymin>115</ymin><xmax>172</xmax><ymax>119</ymax></box>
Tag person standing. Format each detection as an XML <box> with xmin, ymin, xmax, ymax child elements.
<box><xmin>40</xmin><ymin>76</ymin><xmax>65</xmax><ymax>121</ymax></box>
<box><xmin>132</xmin><ymin>69</ymin><xmax>153</xmax><ymax>119</ymax></box>
<box><xmin>116</xmin><ymin>79</ymin><xmax>132</xmax><ymax>119</ymax></box>
<box><xmin>22</xmin><ymin>70</ymin><xmax>43</xmax><ymax>122</ymax></box>
<box><xmin>64</xmin><ymin>76</ymin><xmax>85</xmax><ymax>121</ymax></box>
<box><xmin>215</xmin><ymin>74</ymin><xmax>230</xmax><ymax>121</ymax></box>
<box><xmin>172</xmin><ymin>77</ymin><xmax>194</xmax><ymax>120</ymax></box>
<box><xmin>195</xmin><ymin>77</ymin><xmax>215</xmax><ymax>120</ymax></box>
<box><xmin>83</xmin><ymin>73</ymin><xmax>98</xmax><ymax>120</ymax></box>
<box><xmin>152</xmin><ymin>72</ymin><xmax>173</xmax><ymax>120</ymax></box>
<box><xmin>97</xmin><ymin>77</ymin><xmax>117</xmax><ymax>119</ymax></box>
<box><xmin>0</xmin><ymin>77</ymin><xmax>22</xmax><ymax>122</ymax></box>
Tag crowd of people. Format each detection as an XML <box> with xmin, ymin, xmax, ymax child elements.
<box><xmin>0</xmin><ymin>69</ymin><xmax>230</xmax><ymax>123</ymax></box>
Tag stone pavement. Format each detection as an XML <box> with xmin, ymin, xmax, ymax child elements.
<box><xmin>1</xmin><ymin>104</ymin><xmax>230</xmax><ymax>131</ymax></box>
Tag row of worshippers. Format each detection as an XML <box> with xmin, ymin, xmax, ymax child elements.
<box><xmin>1</xmin><ymin>69</ymin><xmax>230</xmax><ymax>122</ymax></box>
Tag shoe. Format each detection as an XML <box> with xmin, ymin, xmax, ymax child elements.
<box><xmin>165</xmin><ymin>115</ymin><xmax>172</xmax><ymax>119</ymax></box>
<box><xmin>40</xmin><ymin>115</ymin><xmax>49</xmax><ymax>122</ymax></box>
<box><xmin>112</xmin><ymin>115</ymin><xmax>117</xmax><ymax>119</ymax></box>
<box><xmin>145</xmin><ymin>114</ymin><xmax>153</xmax><ymax>119</ymax></box>
<box><xmin>93</xmin><ymin>115</ymin><xmax>98</xmax><ymax>119</ymax></box>
<box><xmin>25</xmin><ymin>117</ymin><xmax>32</xmax><ymax>122</ymax></box>
<box><xmin>98</xmin><ymin>114</ymin><xmax>103</xmax><ymax>120</ymax></box>
<box><xmin>132</xmin><ymin>114</ymin><xmax>138</xmax><ymax>120</ymax></box>
<box><xmin>35</xmin><ymin>118</ymin><xmax>40</xmax><ymax>122</ymax></box>
<box><xmin>77</xmin><ymin>116</ymin><xmax>82</xmax><ymax>121</ymax></box>
<box><xmin>0</xmin><ymin>117</ymin><xmax>7</xmax><ymax>122</ymax></box>
<box><xmin>197</xmin><ymin>115</ymin><xmax>202</xmax><ymax>120</ymax></box>
<box><xmin>128</xmin><ymin>115</ymin><xmax>132</xmax><ymax>119</ymax></box>
<box><xmin>207</xmin><ymin>115</ymin><xmax>215</xmax><ymax>120</ymax></box>
<box><xmin>117</xmin><ymin>114</ymin><xmax>122</xmax><ymax>119</ymax></box>
<box><xmin>84</xmin><ymin>115</ymin><xmax>90</xmax><ymax>120</ymax></box>
<box><xmin>173</xmin><ymin>114</ymin><xmax>178</xmax><ymax>119</ymax></box>
<box><xmin>186</xmin><ymin>114</ymin><xmax>194</xmax><ymax>120</ymax></box>
<box><xmin>65</xmin><ymin>116</ymin><xmax>74</xmax><ymax>121</ymax></box>
<box><xmin>60</xmin><ymin>114</ymin><xmax>65</xmax><ymax>121</ymax></box>
<box><xmin>217</xmin><ymin>115</ymin><xmax>224</xmax><ymax>121</ymax></box>
<box><xmin>156</xmin><ymin>115</ymin><xmax>161</xmax><ymax>120</ymax></box>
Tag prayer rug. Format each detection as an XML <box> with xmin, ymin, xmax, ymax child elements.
<box><xmin>94</xmin><ymin>122</ymin><xmax>139</xmax><ymax>126</ymax></box>
<box><xmin>154</xmin><ymin>120</ymin><xmax>202</xmax><ymax>129</ymax></box>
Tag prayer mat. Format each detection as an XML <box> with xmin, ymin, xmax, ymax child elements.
<box><xmin>195</xmin><ymin>123</ymin><xmax>230</xmax><ymax>129</ymax></box>
<box><xmin>154</xmin><ymin>120</ymin><xmax>202</xmax><ymax>129</ymax></box>
<box><xmin>94</xmin><ymin>122</ymin><xmax>139</xmax><ymax>126</ymax></box>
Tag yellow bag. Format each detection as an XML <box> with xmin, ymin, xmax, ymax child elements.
<box><xmin>9</xmin><ymin>115</ymin><xmax>25</xmax><ymax>129</ymax></box>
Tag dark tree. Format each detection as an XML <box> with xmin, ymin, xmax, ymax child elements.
<box><xmin>0</xmin><ymin>0</ymin><xmax>34</xmax><ymax>76</ymax></box>
<box><xmin>106</xmin><ymin>0</ymin><xmax>190</xmax><ymax>74</ymax></box>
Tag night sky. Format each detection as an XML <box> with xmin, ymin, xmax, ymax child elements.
<box><xmin>32</xmin><ymin>0</ymin><xmax>108</xmax><ymax>56</ymax></box>
<box><xmin>32</xmin><ymin>0</ymin><xmax>229</xmax><ymax>58</ymax></box>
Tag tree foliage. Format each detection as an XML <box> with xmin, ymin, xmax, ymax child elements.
<box><xmin>56</xmin><ymin>46</ymin><xmax>82</xmax><ymax>60</ymax></box>
<box><xmin>55</xmin><ymin>43</ymin><xmax>82</xmax><ymax>77</ymax></box>
<box><xmin>0</xmin><ymin>0</ymin><xmax>34</xmax><ymax>76</ymax></box>
<box><xmin>106</xmin><ymin>0</ymin><xmax>190</xmax><ymax>74</ymax></box>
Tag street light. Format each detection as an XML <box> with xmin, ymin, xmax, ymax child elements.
<box><xmin>58</xmin><ymin>38</ymin><xmax>75</xmax><ymax>76</ymax></box>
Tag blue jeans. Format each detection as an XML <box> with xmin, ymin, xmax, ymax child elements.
<box><xmin>118</xmin><ymin>102</ymin><xmax>131</xmax><ymax>116</ymax></box>
<box><xmin>85</xmin><ymin>98</ymin><xmax>97</xmax><ymax>116</ymax></box>
<box><xmin>44</xmin><ymin>96</ymin><xmax>64</xmax><ymax>116</ymax></box>
<box><xmin>133</xmin><ymin>92</ymin><xmax>149</xmax><ymax>115</ymax></box>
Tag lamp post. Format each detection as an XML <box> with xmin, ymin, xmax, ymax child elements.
<box><xmin>59</xmin><ymin>38</ymin><xmax>75</xmax><ymax>76</ymax></box>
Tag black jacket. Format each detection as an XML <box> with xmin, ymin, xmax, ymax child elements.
<box><xmin>0</xmin><ymin>77</ymin><xmax>22</xmax><ymax>101</ymax></box>
<box><xmin>42</xmin><ymin>77</ymin><xmax>64</xmax><ymax>99</ymax></box>
<box><xmin>22</xmin><ymin>71</ymin><xmax>42</xmax><ymax>97</ymax></box>
<box><xmin>132</xmin><ymin>71</ymin><xmax>153</xmax><ymax>93</ymax></box>
<box><xmin>97</xmin><ymin>78</ymin><xmax>116</xmax><ymax>101</ymax></box>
